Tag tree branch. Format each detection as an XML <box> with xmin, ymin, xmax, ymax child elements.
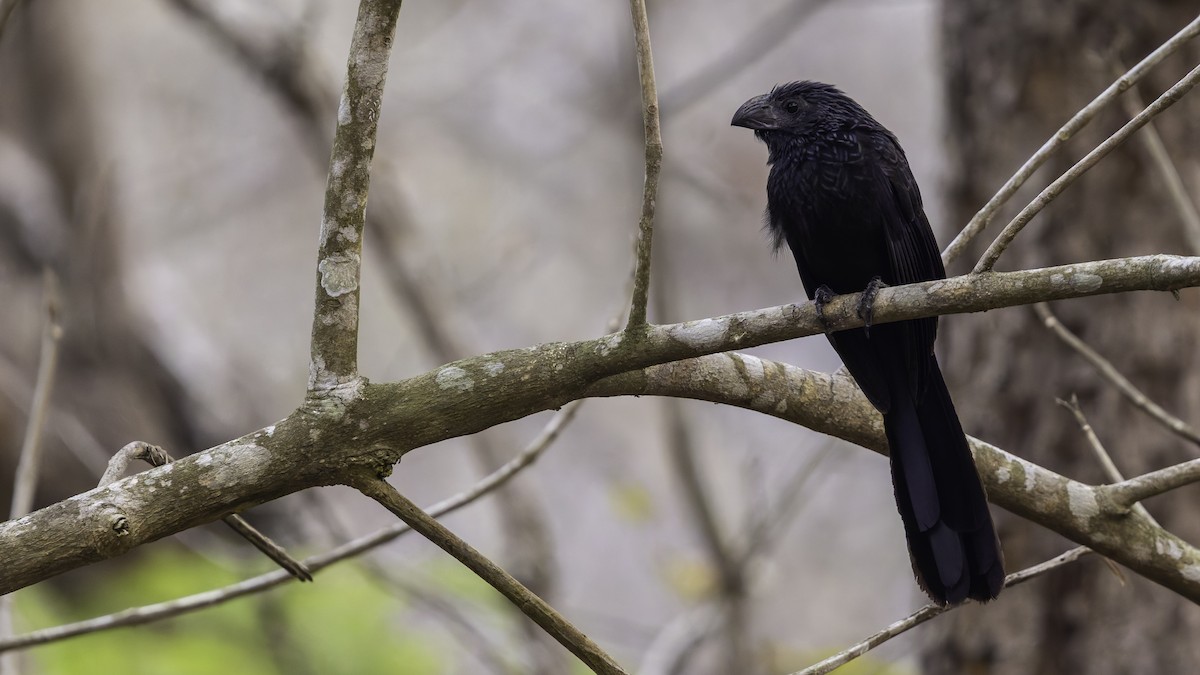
<box><xmin>585</xmin><ymin>353</ymin><xmax>1200</xmax><ymax>600</ymax></box>
<box><xmin>0</xmin><ymin>402</ymin><xmax>581</xmax><ymax>654</ymax></box>
<box><xmin>0</xmin><ymin>0</ymin><xmax>23</xmax><ymax>46</ymax></box>
<box><xmin>1115</xmin><ymin>63</ymin><xmax>1200</xmax><ymax>255</ymax></box>
<box><xmin>791</xmin><ymin>547</ymin><xmax>1093</xmax><ymax>675</ymax></box>
<box><xmin>624</xmin><ymin>0</ymin><xmax>663</xmax><ymax>330</ymax></box>
<box><xmin>350</xmin><ymin>474</ymin><xmax>629</xmax><ymax>675</ymax></box>
<box><xmin>1100</xmin><ymin>458</ymin><xmax>1200</xmax><ymax>509</ymax></box>
<box><xmin>1035</xmin><ymin>302</ymin><xmax>1200</xmax><ymax>447</ymax></box>
<box><xmin>7</xmin><ymin>270</ymin><xmax>61</xmax><ymax>520</ymax></box>
<box><xmin>1</xmin><ymin>269</ymin><xmax>60</xmax><ymax>675</ymax></box>
<box><xmin>973</xmin><ymin>62</ymin><xmax>1200</xmax><ymax>272</ymax></box>
<box><xmin>1056</xmin><ymin>396</ymin><xmax>1159</xmax><ymax>526</ymax></box>
<box><xmin>308</xmin><ymin>0</ymin><xmax>404</xmax><ymax>390</ymax></box>
<box><xmin>2</xmin><ymin>255</ymin><xmax>1199</xmax><ymax>595</ymax></box>
<box><xmin>941</xmin><ymin>13</ymin><xmax>1200</xmax><ymax>264</ymax></box>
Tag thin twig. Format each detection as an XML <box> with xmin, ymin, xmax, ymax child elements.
<box><xmin>0</xmin><ymin>0</ymin><xmax>23</xmax><ymax>46</ymax></box>
<box><xmin>171</xmin><ymin>5</ymin><xmax>563</xmax><ymax>663</ymax></box>
<box><xmin>941</xmin><ymin>14</ymin><xmax>1200</xmax><ymax>265</ymax></box>
<box><xmin>624</xmin><ymin>0</ymin><xmax>663</xmax><ymax>330</ymax></box>
<box><xmin>350</xmin><ymin>475</ymin><xmax>629</xmax><ymax>675</ymax></box>
<box><xmin>973</xmin><ymin>62</ymin><xmax>1200</xmax><ymax>272</ymax></box>
<box><xmin>307</xmin><ymin>0</ymin><xmax>404</xmax><ymax>390</ymax></box>
<box><xmin>1113</xmin><ymin>62</ymin><xmax>1200</xmax><ymax>255</ymax></box>
<box><xmin>638</xmin><ymin>443</ymin><xmax>834</xmax><ymax>675</ymax></box>
<box><xmin>358</xmin><ymin>560</ymin><xmax>521</xmax><ymax>675</ymax></box>
<box><xmin>637</xmin><ymin>604</ymin><xmax>721</xmax><ymax>675</ymax></box>
<box><xmin>0</xmin><ymin>402</ymin><xmax>582</xmax><ymax>654</ymax></box>
<box><xmin>652</xmin><ymin>212</ymin><xmax>750</xmax><ymax>671</ymax></box>
<box><xmin>1056</xmin><ymin>396</ymin><xmax>1159</xmax><ymax>526</ymax></box>
<box><xmin>315</xmin><ymin>478</ymin><xmax>521</xmax><ymax>674</ymax></box>
<box><xmin>1034</xmin><ymin>303</ymin><xmax>1200</xmax><ymax>447</ymax></box>
<box><xmin>98</xmin><ymin>442</ymin><xmax>313</xmax><ymax>582</ymax></box>
<box><xmin>8</xmin><ymin>270</ymin><xmax>62</xmax><ymax>519</ymax></box>
<box><xmin>791</xmin><ymin>547</ymin><xmax>1093</xmax><ymax>675</ymax></box>
<box><xmin>661</xmin><ymin>397</ymin><xmax>751</xmax><ymax>671</ymax></box>
<box><xmin>1101</xmin><ymin>457</ymin><xmax>1200</xmax><ymax>509</ymax></box>
<box><xmin>1</xmin><ymin>270</ymin><xmax>61</xmax><ymax>675</ymax></box>
<box><xmin>737</xmin><ymin>443</ymin><xmax>834</xmax><ymax>564</ymax></box>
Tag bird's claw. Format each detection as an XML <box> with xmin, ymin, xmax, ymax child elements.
<box><xmin>813</xmin><ymin>285</ymin><xmax>836</xmax><ymax>332</ymax></box>
<box><xmin>857</xmin><ymin>276</ymin><xmax>888</xmax><ymax>335</ymax></box>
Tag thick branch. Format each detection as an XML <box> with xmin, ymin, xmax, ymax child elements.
<box><xmin>0</xmin><ymin>404</ymin><xmax>579</xmax><ymax>652</ymax></box>
<box><xmin>2</xmin><ymin>255</ymin><xmax>1199</xmax><ymax>594</ymax></box>
<box><xmin>585</xmin><ymin>354</ymin><xmax>1200</xmax><ymax>601</ymax></box>
<box><xmin>308</xmin><ymin>0</ymin><xmax>403</xmax><ymax>390</ymax></box>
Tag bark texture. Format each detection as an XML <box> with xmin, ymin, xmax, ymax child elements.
<box><xmin>934</xmin><ymin>2</ymin><xmax>1200</xmax><ymax>673</ymax></box>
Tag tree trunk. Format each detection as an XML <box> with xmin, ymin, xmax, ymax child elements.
<box><xmin>932</xmin><ymin>2</ymin><xmax>1200</xmax><ymax>673</ymax></box>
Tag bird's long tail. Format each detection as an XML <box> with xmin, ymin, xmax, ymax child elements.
<box><xmin>883</xmin><ymin>360</ymin><xmax>1005</xmax><ymax>604</ymax></box>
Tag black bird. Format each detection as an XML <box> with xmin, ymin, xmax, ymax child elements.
<box><xmin>731</xmin><ymin>81</ymin><xmax>1004</xmax><ymax>604</ymax></box>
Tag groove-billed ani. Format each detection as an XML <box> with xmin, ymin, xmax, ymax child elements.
<box><xmin>731</xmin><ymin>81</ymin><xmax>1004</xmax><ymax>604</ymax></box>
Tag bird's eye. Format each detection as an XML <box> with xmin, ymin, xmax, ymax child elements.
<box><xmin>784</xmin><ymin>99</ymin><xmax>801</xmax><ymax>114</ymax></box>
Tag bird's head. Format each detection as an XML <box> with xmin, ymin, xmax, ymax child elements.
<box><xmin>731</xmin><ymin>81</ymin><xmax>866</xmax><ymax>142</ymax></box>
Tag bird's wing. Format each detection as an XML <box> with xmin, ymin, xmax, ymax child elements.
<box><xmin>868</xmin><ymin>131</ymin><xmax>946</xmax><ymax>396</ymax></box>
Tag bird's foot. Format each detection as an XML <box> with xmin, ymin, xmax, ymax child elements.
<box><xmin>857</xmin><ymin>276</ymin><xmax>888</xmax><ymax>335</ymax></box>
<box><xmin>813</xmin><ymin>285</ymin><xmax>836</xmax><ymax>332</ymax></box>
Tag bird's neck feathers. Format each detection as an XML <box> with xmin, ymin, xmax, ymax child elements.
<box><xmin>758</xmin><ymin>131</ymin><xmax>807</xmax><ymax>167</ymax></box>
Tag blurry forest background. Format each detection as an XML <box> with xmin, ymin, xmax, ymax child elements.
<box><xmin>1</xmin><ymin>0</ymin><xmax>1198</xmax><ymax>673</ymax></box>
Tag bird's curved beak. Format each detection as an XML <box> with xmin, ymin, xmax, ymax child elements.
<box><xmin>731</xmin><ymin>94</ymin><xmax>779</xmax><ymax>130</ymax></box>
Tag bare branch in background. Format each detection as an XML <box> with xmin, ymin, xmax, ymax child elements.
<box><xmin>661</xmin><ymin>384</ymin><xmax>751</xmax><ymax>672</ymax></box>
<box><xmin>307</xmin><ymin>0</ymin><xmax>404</xmax><ymax>390</ymax></box>
<box><xmin>1113</xmin><ymin>60</ymin><xmax>1200</xmax><ymax>254</ymax></box>
<box><xmin>350</xmin><ymin>475</ymin><xmax>630</xmax><ymax>675</ymax></box>
<box><xmin>1056</xmin><ymin>395</ymin><xmax>1159</xmax><ymax>526</ymax></box>
<box><xmin>660</xmin><ymin>0</ymin><xmax>835</xmax><ymax>117</ymax></box>
<box><xmin>624</xmin><ymin>0</ymin><xmax>663</xmax><ymax>330</ymax></box>
<box><xmin>737</xmin><ymin>443</ymin><xmax>834</xmax><ymax>564</ymax></box>
<box><xmin>941</xmin><ymin>14</ymin><xmax>1200</xmax><ymax>265</ymax></box>
<box><xmin>973</xmin><ymin>62</ymin><xmax>1200</xmax><ymax>272</ymax></box>
<box><xmin>638</xmin><ymin>442</ymin><xmax>834</xmax><ymax>675</ymax></box>
<box><xmin>791</xmin><ymin>547</ymin><xmax>1094</xmax><ymax>675</ymax></box>
<box><xmin>7</xmin><ymin>270</ymin><xmax>61</xmax><ymax>519</ymax></box>
<box><xmin>358</xmin><ymin>560</ymin><xmax>521</xmax><ymax>675</ymax></box>
<box><xmin>637</xmin><ymin>603</ymin><xmax>721</xmax><ymax>675</ymax></box>
<box><xmin>0</xmin><ymin>0</ymin><xmax>23</xmax><ymax>46</ymax></box>
<box><xmin>168</xmin><ymin>0</ymin><xmax>334</xmax><ymax>157</ymax></box>
<box><xmin>653</xmin><ymin>210</ymin><xmax>754</xmax><ymax>672</ymax></box>
<box><xmin>1034</xmin><ymin>302</ymin><xmax>1200</xmax><ymax>448</ymax></box>
<box><xmin>1</xmin><ymin>269</ymin><xmax>61</xmax><ymax>675</ymax></box>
